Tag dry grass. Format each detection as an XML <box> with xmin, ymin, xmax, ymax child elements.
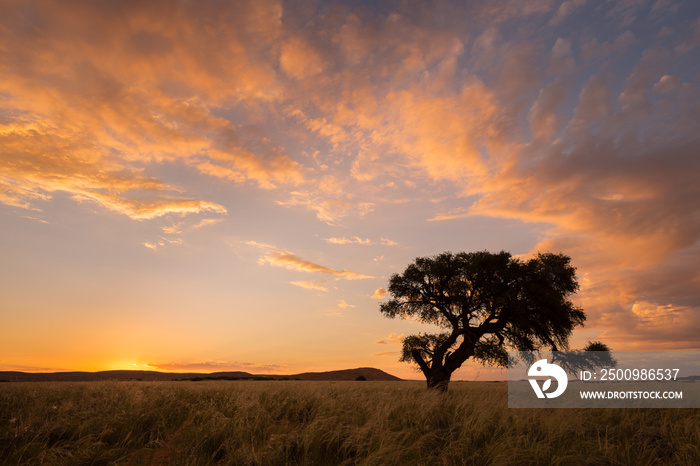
<box><xmin>1</xmin><ymin>380</ymin><xmax>698</xmax><ymax>465</ymax></box>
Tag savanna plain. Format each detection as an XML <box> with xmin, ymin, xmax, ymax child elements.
<box><xmin>1</xmin><ymin>380</ymin><xmax>698</xmax><ymax>465</ymax></box>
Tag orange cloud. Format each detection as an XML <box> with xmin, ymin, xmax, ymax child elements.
<box><xmin>528</xmin><ymin>78</ymin><xmax>568</xmax><ymax>143</ymax></box>
<box><xmin>325</xmin><ymin>236</ymin><xmax>397</xmax><ymax>246</ymax></box>
<box><xmin>196</xmin><ymin>148</ymin><xmax>304</xmax><ymax>189</ymax></box>
<box><xmin>0</xmin><ymin>120</ymin><xmax>227</xmax><ymax>220</ymax></box>
<box><xmin>75</xmin><ymin>193</ymin><xmax>227</xmax><ymax>221</ymax></box>
<box><xmin>280</xmin><ymin>36</ymin><xmax>326</xmax><ymax>80</ymax></box>
<box><xmin>325</xmin><ymin>236</ymin><xmax>373</xmax><ymax>245</ymax></box>
<box><xmin>0</xmin><ymin>0</ymin><xmax>300</xmax><ymax>222</ymax></box>
<box><xmin>276</xmin><ymin>192</ymin><xmax>374</xmax><ymax>226</ymax></box>
<box><xmin>259</xmin><ymin>250</ymin><xmax>373</xmax><ymax>280</ymax></box>
<box><xmin>374</xmin><ymin>333</ymin><xmax>404</xmax><ymax>345</ymax></box>
<box><xmin>151</xmin><ymin>361</ymin><xmax>286</xmax><ymax>373</ymax></box>
<box><xmin>290</xmin><ymin>280</ymin><xmax>329</xmax><ymax>291</ymax></box>
<box><xmin>426</xmin><ymin>207</ymin><xmax>471</xmax><ymax>222</ymax></box>
<box><xmin>246</xmin><ymin>241</ymin><xmax>373</xmax><ymax>280</ymax></box>
<box><xmin>191</xmin><ymin>218</ymin><xmax>224</xmax><ymax>229</ymax></box>
<box><xmin>337</xmin><ymin>300</ymin><xmax>355</xmax><ymax>309</ymax></box>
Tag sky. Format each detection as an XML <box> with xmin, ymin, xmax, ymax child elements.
<box><xmin>1</xmin><ymin>0</ymin><xmax>699</xmax><ymax>380</ymax></box>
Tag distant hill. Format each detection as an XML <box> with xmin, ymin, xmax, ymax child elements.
<box><xmin>0</xmin><ymin>370</ymin><xmax>257</xmax><ymax>382</ymax></box>
<box><xmin>0</xmin><ymin>367</ymin><xmax>401</xmax><ymax>382</ymax></box>
<box><xmin>291</xmin><ymin>367</ymin><xmax>402</xmax><ymax>381</ymax></box>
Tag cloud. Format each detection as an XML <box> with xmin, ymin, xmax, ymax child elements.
<box><xmin>325</xmin><ymin>236</ymin><xmax>373</xmax><ymax>245</ymax></box>
<box><xmin>244</xmin><ymin>240</ymin><xmax>278</xmax><ymax>250</ymax></box>
<box><xmin>580</xmin><ymin>30</ymin><xmax>637</xmax><ymax>61</ymax></box>
<box><xmin>473</xmin><ymin>73</ymin><xmax>700</xmax><ymax>265</ymax></box>
<box><xmin>326</xmin><ymin>236</ymin><xmax>372</xmax><ymax>245</ymax></box>
<box><xmin>0</xmin><ymin>363</ymin><xmax>67</xmax><ymax>372</ymax></box>
<box><xmin>371</xmin><ymin>288</ymin><xmax>388</xmax><ymax>299</ymax></box>
<box><xmin>529</xmin><ymin>78</ymin><xmax>568</xmax><ymax>143</ymax></box>
<box><xmin>0</xmin><ymin>0</ymin><xmax>300</xmax><ymax>221</ymax></box>
<box><xmin>280</xmin><ymin>36</ymin><xmax>326</xmax><ymax>79</ymax></box>
<box><xmin>246</xmin><ymin>241</ymin><xmax>373</xmax><ymax>280</ymax></box>
<box><xmin>161</xmin><ymin>222</ymin><xmax>185</xmax><ymax>235</ymax></box>
<box><xmin>259</xmin><ymin>250</ymin><xmax>373</xmax><ymax>279</ymax></box>
<box><xmin>325</xmin><ymin>236</ymin><xmax>397</xmax><ymax>246</ymax></box>
<box><xmin>192</xmin><ymin>218</ymin><xmax>224</xmax><ymax>229</ymax></box>
<box><xmin>276</xmin><ymin>192</ymin><xmax>374</xmax><ymax>226</ymax></box>
<box><xmin>0</xmin><ymin>119</ymin><xmax>228</xmax><ymax>220</ymax></box>
<box><xmin>427</xmin><ymin>207</ymin><xmax>471</xmax><ymax>222</ymax></box>
<box><xmin>75</xmin><ymin>194</ymin><xmax>227</xmax><ymax>220</ymax></box>
<box><xmin>565</xmin><ymin>245</ymin><xmax>700</xmax><ymax>350</ymax></box>
<box><xmin>375</xmin><ymin>333</ymin><xmax>404</xmax><ymax>345</ymax></box>
<box><xmin>337</xmin><ymin>300</ymin><xmax>355</xmax><ymax>309</ymax></box>
<box><xmin>372</xmin><ymin>352</ymin><xmax>400</xmax><ymax>357</ymax></box>
<box><xmin>674</xmin><ymin>17</ymin><xmax>700</xmax><ymax>55</ymax></box>
<box><xmin>549</xmin><ymin>0</ymin><xmax>588</xmax><ymax>26</ymax></box>
<box><xmin>196</xmin><ymin>149</ymin><xmax>303</xmax><ymax>190</ymax></box>
<box><xmin>150</xmin><ymin>361</ymin><xmax>286</xmax><ymax>373</ymax></box>
<box><xmin>21</xmin><ymin>216</ymin><xmax>49</xmax><ymax>224</ymax></box>
<box><xmin>548</xmin><ymin>38</ymin><xmax>575</xmax><ymax>75</ymax></box>
<box><xmin>142</xmin><ymin>237</ymin><xmax>184</xmax><ymax>251</ymax></box>
<box><xmin>0</xmin><ymin>0</ymin><xmax>522</xmax><ymax>230</ymax></box>
<box><xmin>290</xmin><ymin>280</ymin><xmax>328</xmax><ymax>291</ymax></box>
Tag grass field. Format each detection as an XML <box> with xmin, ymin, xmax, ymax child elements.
<box><xmin>1</xmin><ymin>380</ymin><xmax>698</xmax><ymax>465</ymax></box>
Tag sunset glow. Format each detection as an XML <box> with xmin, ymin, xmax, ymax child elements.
<box><xmin>2</xmin><ymin>0</ymin><xmax>699</xmax><ymax>380</ymax></box>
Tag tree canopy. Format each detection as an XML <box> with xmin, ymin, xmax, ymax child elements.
<box><xmin>380</xmin><ymin>250</ymin><xmax>589</xmax><ymax>390</ymax></box>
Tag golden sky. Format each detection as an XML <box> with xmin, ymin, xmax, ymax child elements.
<box><xmin>1</xmin><ymin>0</ymin><xmax>699</xmax><ymax>379</ymax></box>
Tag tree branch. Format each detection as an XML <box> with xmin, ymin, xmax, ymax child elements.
<box><xmin>411</xmin><ymin>349</ymin><xmax>431</xmax><ymax>377</ymax></box>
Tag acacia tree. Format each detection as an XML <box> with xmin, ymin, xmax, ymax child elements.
<box><xmin>380</xmin><ymin>251</ymin><xmax>589</xmax><ymax>390</ymax></box>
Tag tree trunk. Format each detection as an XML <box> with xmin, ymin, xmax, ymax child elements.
<box><xmin>426</xmin><ymin>369</ymin><xmax>451</xmax><ymax>392</ymax></box>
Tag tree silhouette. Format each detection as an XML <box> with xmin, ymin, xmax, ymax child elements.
<box><xmin>551</xmin><ymin>340</ymin><xmax>616</xmax><ymax>375</ymax></box>
<box><xmin>380</xmin><ymin>251</ymin><xmax>589</xmax><ymax>390</ymax></box>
